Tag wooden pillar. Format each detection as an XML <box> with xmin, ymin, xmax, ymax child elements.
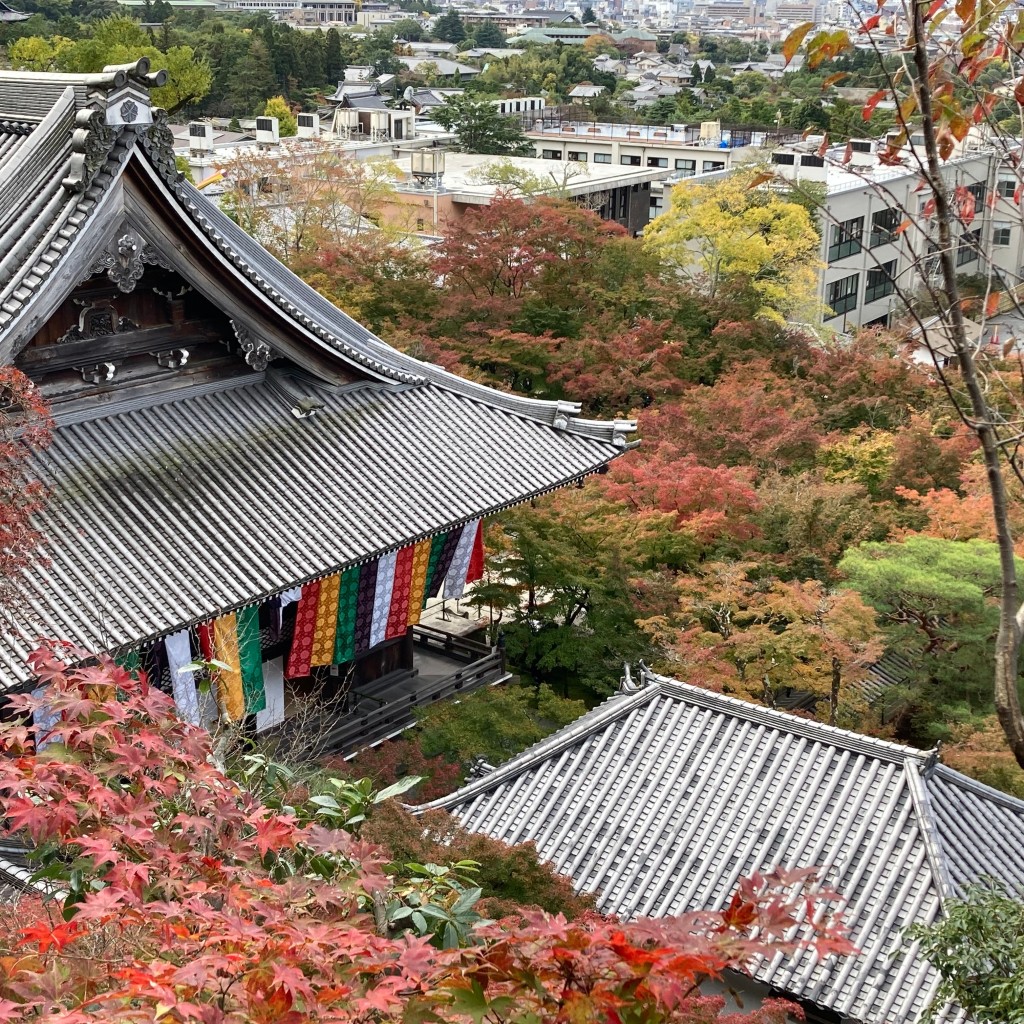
<box><xmin>400</xmin><ymin>626</ymin><xmax>415</xmax><ymax>670</ymax></box>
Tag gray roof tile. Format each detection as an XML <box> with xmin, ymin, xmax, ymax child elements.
<box><xmin>0</xmin><ymin>376</ymin><xmax>621</xmax><ymax>690</ymax></box>
<box><xmin>421</xmin><ymin>670</ymin><xmax>1024</xmax><ymax>1024</ymax></box>
<box><xmin>0</xmin><ymin>67</ymin><xmax>634</xmax><ymax>691</ymax></box>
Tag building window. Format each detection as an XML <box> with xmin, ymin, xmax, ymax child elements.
<box><xmin>850</xmin><ymin>139</ymin><xmax>872</xmax><ymax>153</ymax></box>
<box><xmin>828</xmin><ymin>216</ymin><xmax>864</xmax><ymax>261</ymax></box>
<box><xmin>620</xmin><ymin>155</ymin><xmax>641</xmax><ymax>166</ymax></box>
<box><xmin>771</xmin><ymin>152</ymin><xmax>795</xmax><ymax>165</ymax></box>
<box><xmin>800</xmin><ymin>154</ymin><xmax>825</xmax><ymax>167</ymax></box>
<box><xmin>675</xmin><ymin>158</ymin><xmax>696</xmax><ymax>175</ymax></box>
<box><xmin>416</xmin><ymin>218</ymin><xmax>424</xmax><ymax>231</ymax></box>
<box><xmin>593</xmin><ymin>152</ymin><xmax>611</xmax><ymax>164</ymax></box>
<box><xmin>994</xmin><ymin>222</ymin><xmax>1012</xmax><ymax>246</ymax></box>
<box><xmin>865</xmin><ymin>260</ymin><xmax>896</xmax><ymax>303</ymax></box>
<box><xmin>619</xmin><ymin>189</ymin><xmax>628</xmax><ymax>217</ymax></box>
<box><xmin>702</xmin><ymin>160</ymin><xmax>725</xmax><ymax>172</ymax></box>
<box><xmin>647</xmin><ymin>157</ymin><xmax>668</xmax><ymax>168</ymax></box>
<box><xmin>956</xmin><ymin>228</ymin><xmax>981</xmax><ymax>265</ymax></box>
<box><xmin>998</xmin><ymin>177</ymin><xmax>1017</xmax><ymax>198</ymax></box>
<box><xmin>826</xmin><ymin>273</ymin><xmax>859</xmax><ymax>317</ymax></box>
<box><xmin>964</xmin><ymin>181</ymin><xmax>986</xmax><ymax>204</ymax></box>
<box><xmin>567</xmin><ymin>150</ymin><xmax>588</xmax><ymax>162</ymax></box>
<box><xmin>541</xmin><ymin>149</ymin><xmax>562</xmax><ymax>160</ymax></box>
<box><xmin>870</xmin><ymin>207</ymin><xmax>901</xmax><ymax>247</ymax></box>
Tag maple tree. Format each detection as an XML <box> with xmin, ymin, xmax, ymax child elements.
<box><xmin>640</xmin><ymin>362</ymin><xmax>822</xmax><ymax>477</ymax></box>
<box><xmin>0</xmin><ymin>648</ymin><xmax>854</xmax><ymax>1023</ymax></box>
<box><xmin>0</xmin><ymin>368</ymin><xmax>51</xmax><ymax>614</ymax></box>
<box><xmin>219</xmin><ymin>143</ymin><xmax>400</xmax><ymax>254</ymax></box>
<box><xmin>643</xmin><ymin>564</ymin><xmax>881</xmax><ymax>724</ymax></box>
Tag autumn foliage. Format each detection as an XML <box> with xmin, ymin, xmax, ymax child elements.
<box><xmin>0</xmin><ymin>649</ymin><xmax>854</xmax><ymax>1023</ymax></box>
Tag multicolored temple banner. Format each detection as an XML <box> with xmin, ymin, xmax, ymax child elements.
<box><xmin>444</xmin><ymin>521</ymin><xmax>479</xmax><ymax>601</ymax></box>
<box><xmin>286</xmin><ymin>580</ymin><xmax>321</xmax><ymax>680</ymax></box>
<box><xmin>158</xmin><ymin>522</ymin><xmax>486</xmax><ymax>722</ymax></box>
<box><xmin>212</xmin><ymin>613</ymin><xmax>245</xmax><ymax>721</ymax></box>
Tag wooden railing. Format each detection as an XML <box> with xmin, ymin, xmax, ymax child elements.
<box><xmin>325</xmin><ymin>647</ymin><xmax>508</xmax><ymax>757</ymax></box>
<box><xmin>412</xmin><ymin>623</ymin><xmax>491</xmax><ymax>662</ymax></box>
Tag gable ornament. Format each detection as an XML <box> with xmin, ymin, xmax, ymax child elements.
<box><xmin>91</xmin><ymin>230</ymin><xmax>168</xmax><ymax>293</ymax></box>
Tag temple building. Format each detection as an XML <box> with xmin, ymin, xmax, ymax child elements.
<box><xmin>420</xmin><ymin>667</ymin><xmax>1024</xmax><ymax>1024</ymax></box>
<box><xmin>0</xmin><ymin>0</ymin><xmax>29</xmax><ymax>20</ymax></box>
<box><xmin>0</xmin><ymin>61</ymin><xmax>634</xmax><ymax>751</ymax></box>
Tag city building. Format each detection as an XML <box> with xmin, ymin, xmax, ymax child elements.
<box><xmin>377</xmin><ymin>151</ymin><xmax>668</xmax><ymax>237</ymax></box>
<box><xmin>0</xmin><ymin>61</ymin><xmax>632</xmax><ymax>751</ymax></box>
<box><xmin>418</xmin><ymin>666</ymin><xmax>1024</xmax><ymax>1024</ymax></box>
<box><xmin>768</xmin><ymin>132</ymin><xmax>1024</xmax><ymax>329</ymax></box>
<box><xmin>524</xmin><ymin>119</ymin><xmax>760</xmax><ymax>182</ymax></box>
<box><xmin>508</xmin><ymin>25</ymin><xmax>602</xmax><ymax>44</ymax></box>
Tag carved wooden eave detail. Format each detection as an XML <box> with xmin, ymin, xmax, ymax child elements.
<box><xmin>232</xmin><ymin>320</ymin><xmax>276</xmax><ymax>372</ymax></box>
<box><xmin>90</xmin><ymin>227</ymin><xmax>169</xmax><ymax>293</ymax></box>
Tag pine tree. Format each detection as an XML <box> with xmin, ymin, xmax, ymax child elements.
<box><xmin>432</xmin><ymin>93</ymin><xmax>530</xmax><ymax>155</ymax></box>
<box><xmin>433</xmin><ymin>9</ymin><xmax>465</xmax><ymax>44</ymax></box>
<box><xmin>297</xmin><ymin>30</ymin><xmax>326</xmax><ymax>89</ymax></box>
<box><xmin>228</xmin><ymin>38</ymin><xmax>279</xmax><ymax>115</ymax></box>
<box><xmin>474</xmin><ymin>20</ymin><xmax>505</xmax><ymax>48</ymax></box>
<box><xmin>581</xmin><ymin>5</ymin><xmax>597</xmax><ymax>22</ymax></box>
<box><xmin>325</xmin><ymin>27</ymin><xmax>345</xmax><ymax>83</ymax></box>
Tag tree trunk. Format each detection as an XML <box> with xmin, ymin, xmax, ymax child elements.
<box><xmin>911</xmin><ymin>0</ymin><xmax>1024</xmax><ymax>768</ymax></box>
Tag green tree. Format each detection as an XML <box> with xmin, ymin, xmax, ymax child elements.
<box><xmin>473</xmin><ymin>19</ymin><xmax>504</xmax><ymax>48</ymax></box>
<box><xmin>296</xmin><ymin>29</ymin><xmax>326</xmax><ymax>89</ymax></box>
<box><xmin>433</xmin><ymin>8</ymin><xmax>465</xmax><ymax>44</ymax></box>
<box><xmin>325</xmin><ymin>26</ymin><xmax>345</xmax><ymax>82</ymax></box>
<box><xmin>431</xmin><ymin>93</ymin><xmax>530</xmax><ymax>154</ymax></box>
<box><xmin>908</xmin><ymin>885</ymin><xmax>1024</xmax><ymax>1023</ymax></box>
<box><xmin>228</xmin><ymin>37</ymin><xmax>278</xmax><ymax>114</ymax></box>
<box><xmin>839</xmin><ymin>537</ymin><xmax>1013</xmax><ymax>743</ymax></box>
<box><xmin>413</xmin><ymin>682</ymin><xmax>587</xmax><ymax>769</ymax></box>
<box><xmin>470</xmin><ymin>490</ymin><xmax>660</xmax><ymax>698</ymax></box>
<box><xmin>263</xmin><ymin>95</ymin><xmax>297</xmax><ymax>136</ymax></box>
<box><xmin>582</xmin><ymin>5</ymin><xmax>597</xmax><ymax>22</ymax></box>
<box><xmin>392</xmin><ymin>17</ymin><xmax>423</xmax><ymax>41</ymax></box>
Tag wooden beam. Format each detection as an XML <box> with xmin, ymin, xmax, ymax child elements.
<box><xmin>17</xmin><ymin>321</ymin><xmax>222</xmax><ymax>374</ymax></box>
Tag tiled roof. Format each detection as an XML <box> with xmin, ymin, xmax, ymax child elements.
<box><xmin>420</xmin><ymin>669</ymin><xmax>1024</xmax><ymax>1024</ymax></box>
<box><xmin>0</xmin><ymin>375</ymin><xmax>622</xmax><ymax>691</ymax></box>
<box><xmin>0</xmin><ymin>63</ymin><xmax>634</xmax><ymax>691</ymax></box>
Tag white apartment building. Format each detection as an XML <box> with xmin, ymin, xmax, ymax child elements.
<box><xmin>526</xmin><ymin>121</ymin><xmax>758</xmax><ymax>178</ymax></box>
<box><xmin>768</xmin><ymin>133</ymin><xmax>1024</xmax><ymax>329</ymax></box>
<box><xmin>525</xmin><ymin>121</ymin><xmax>769</xmax><ymax>221</ymax></box>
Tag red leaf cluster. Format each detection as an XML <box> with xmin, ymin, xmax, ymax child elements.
<box><xmin>0</xmin><ymin>649</ymin><xmax>854</xmax><ymax>1023</ymax></box>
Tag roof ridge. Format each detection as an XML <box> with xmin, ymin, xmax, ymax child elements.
<box><xmin>413</xmin><ymin>687</ymin><xmax>657</xmax><ymax>812</ymax></box>
<box><xmin>929</xmin><ymin>761</ymin><xmax>1024</xmax><ymax>815</ymax></box>
<box><xmin>166</xmin><ymin>173</ymin><xmax>635</xmax><ymax>446</ymax></box>
<box><xmin>643</xmin><ymin>669</ymin><xmax>929</xmax><ymax>763</ymax></box>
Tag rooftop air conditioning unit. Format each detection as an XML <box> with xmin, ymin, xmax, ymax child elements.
<box><xmin>297</xmin><ymin>113</ymin><xmax>320</xmax><ymax>139</ymax></box>
<box><xmin>188</xmin><ymin>121</ymin><xmax>213</xmax><ymax>155</ymax></box>
<box><xmin>255</xmin><ymin>116</ymin><xmax>280</xmax><ymax>147</ymax></box>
